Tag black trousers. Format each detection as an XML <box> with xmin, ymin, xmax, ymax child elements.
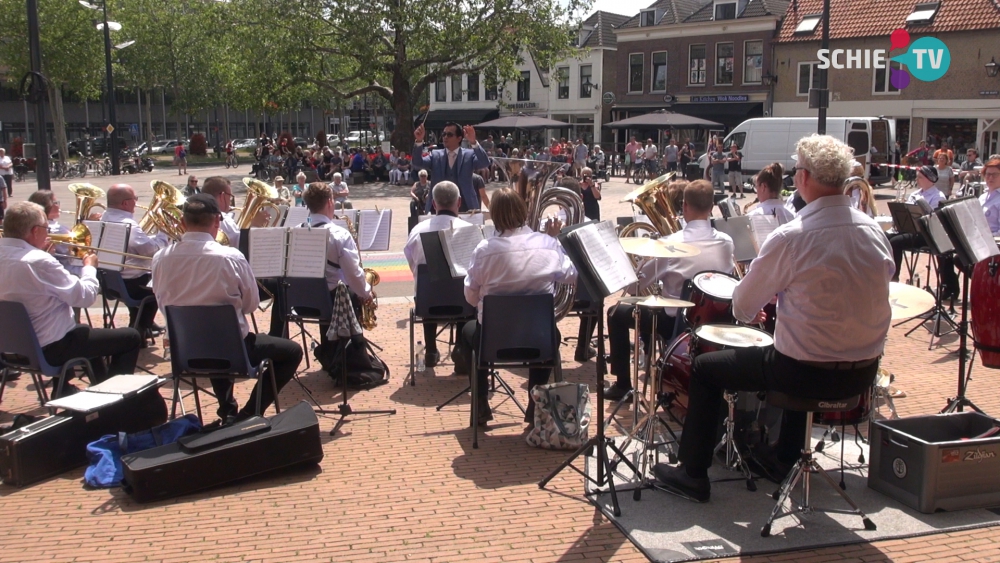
<box><xmin>42</xmin><ymin>324</ymin><xmax>142</xmax><ymax>385</ymax></box>
<box><xmin>423</xmin><ymin>322</ymin><xmax>441</xmax><ymax>352</ymax></box>
<box><xmin>2</xmin><ymin>174</ymin><xmax>12</xmax><ymax>196</ymax></box>
<box><xmin>210</xmin><ymin>332</ymin><xmax>302</xmax><ymax>420</ymax></box>
<box><xmin>678</xmin><ymin>347</ymin><xmax>878</xmax><ymax>471</ymax></box>
<box><xmin>889</xmin><ymin>233</ymin><xmax>959</xmax><ymax>294</ymax></box>
<box><xmin>608</xmin><ymin>303</ymin><xmax>675</xmax><ymax>386</ymax></box>
<box><xmin>461</xmin><ymin>321</ymin><xmax>551</xmax><ymax>415</ymax></box>
<box><xmin>122</xmin><ymin>274</ymin><xmax>158</xmax><ymax>333</ymax></box>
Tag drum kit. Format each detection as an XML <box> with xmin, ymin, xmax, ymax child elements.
<box><xmin>607</xmin><ymin>243</ymin><xmax>938</xmax><ymax>496</ymax></box>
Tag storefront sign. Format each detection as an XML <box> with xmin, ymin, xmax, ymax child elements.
<box><xmin>510</xmin><ymin>102</ymin><xmax>539</xmax><ymax>109</ymax></box>
<box><xmin>690</xmin><ymin>95</ymin><xmax>750</xmax><ymax>103</ymax></box>
<box><xmin>602</xmin><ymin>92</ymin><xmax>616</xmax><ymax>105</ymax></box>
<box><xmin>981</xmin><ymin>90</ymin><xmax>999</xmax><ymax>96</ymax></box>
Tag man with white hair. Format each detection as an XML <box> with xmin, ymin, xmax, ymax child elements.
<box><xmin>654</xmin><ymin>135</ymin><xmax>894</xmax><ymax>503</ymax></box>
<box><xmin>330</xmin><ymin>173</ymin><xmax>352</xmax><ymax>209</ymax></box>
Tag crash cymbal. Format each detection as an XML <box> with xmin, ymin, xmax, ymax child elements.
<box><xmin>888</xmin><ymin>281</ymin><xmax>936</xmax><ymax>320</ymax></box>
<box><xmin>619</xmin><ymin>237</ymin><xmax>701</xmax><ymax>259</ymax></box>
<box><xmin>618</xmin><ymin>295</ymin><xmax>695</xmax><ymax>309</ymax></box>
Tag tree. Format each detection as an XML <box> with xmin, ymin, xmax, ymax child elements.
<box><xmin>233</xmin><ymin>0</ymin><xmax>591</xmax><ymax>148</ymax></box>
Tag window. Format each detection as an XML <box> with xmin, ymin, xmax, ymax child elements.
<box><xmin>579</xmin><ymin>64</ymin><xmax>593</xmax><ymax>98</ymax></box>
<box><xmin>795</xmin><ymin>14</ymin><xmax>821</xmax><ymax>34</ymax></box>
<box><xmin>629</xmin><ymin>53</ymin><xmax>644</xmax><ymax>93</ymax></box>
<box><xmin>451</xmin><ymin>76</ymin><xmax>462</xmax><ymax>101</ymax></box>
<box><xmin>557</xmin><ymin>67</ymin><xmax>570</xmax><ymax>99</ymax></box>
<box><xmin>517</xmin><ymin>71</ymin><xmax>530</xmax><ymax>101</ymax></box>
<box><xmin>714</xmin><ymin>1</ymin><xmax>737</xmax><ymax>20</ymax></box>
<box><xmin>485</xmin><ymin>84</ymin><xmax>498</xmax><ymax>101</ymax></box>
<box><xmin>641</xmin><ymin>9</ymin><xmax>657</xmax><ymax>26</ymax></box>
<box><xmin>651</xmin><ymin>51</ymin><xmax>667</xmax><ymax>92</ymax></box>
<box><xmin>716</xmin><ymin>43</ymin><xmax>734</xmax><ymax>85</ymax></box>
<box><xmin>874</xmin><ymin>60</ymin><xmax>902</xmax><ymax>94</ymax></box>
<box><xmin>906</xmin><ymin>2</ymin><xmax>939</xmax><ymax>24</ymax></box>
<box><xmin>744</xmin><ymin>40</ymin><xmax>763</xmax><ymax>84</ymax></box>
<box><xmin>689</xmin><ymin>45</ymin><xmax>706</xmax><ymax>85</ymax></box>
<box><xmin>797</xmin><ymin>62</ymin><xmax>820</xmax><ymax>96</ymax></box>
<box><xmin>435</xmin><ymin>77</ymin><xmax>446</xmax><ymax>102</ymax></box>
<box><xmin>467</xmin><ymin>74</ymin><xmax>479</xmax><ymax>101</ymax></box>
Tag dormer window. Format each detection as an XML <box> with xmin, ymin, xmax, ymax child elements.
<box><xmin>714</xmin><ymin>0</ymin><xmax>737</xmax><ymax>20</ymax></box>
<box><xmin>641</xmin><ymin>9</ymin><xmax>657</xmax><ymax>26</ymax></box>
<box><xmin>577</xmin><ymin>26</ymin><xmax>594</xmax><ymax>47</ymax></box>
<box><xmin>794</xmin><ymin>14</ymin><xmax>822</xmax><ymax>34</ymax></box>
<box><xmin>905</xmin><ymin>2</ymin><xmax>940</xmax><ymax>25</ymax></box>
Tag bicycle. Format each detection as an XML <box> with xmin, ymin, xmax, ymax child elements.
<box><xmin>225</xmin><ymin>152</ymin><xmax>238</xmax><ymax>168</ymax></box>
<box><xmin>632</xmin><ymin>158</ymin><xmax>661</xmax><ymax>185</ymax></box>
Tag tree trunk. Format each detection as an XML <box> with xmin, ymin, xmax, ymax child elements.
<box><xmin>390</xmin><ymin>81</ymin><xmax>414</xmax><ymax>149</ymax></box>
<box><xmin>47</xmin><ymin>81</ymin><xmax>69</xmax><ymax>163</ymax></box>
<box><xmin>145</xmin><ymin>90</ymin><xmax>154</xmax><ymax>147</ymax></box>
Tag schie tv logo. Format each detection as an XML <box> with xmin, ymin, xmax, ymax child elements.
<box><xmin>816</xmin><ymin>28</ymin><xmax>950</xmax><ymax>89</ymax></box>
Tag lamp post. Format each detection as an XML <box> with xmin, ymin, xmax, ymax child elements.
<box><xmin>80</xmin><ymin>0</ymin><xmax>121</xmax><ymax>175</ymax></box>
<box><xmin>26</xmin><ymin>0</ymin><xmax>51</xmax><ymax>190</ymax></box>
<box><xmin>987</xmin><ymin>57</ymin><xmax>999</xmax><ymax>78</ymax></box>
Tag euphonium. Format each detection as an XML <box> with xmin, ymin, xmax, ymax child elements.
<box><xmin>336</xmin><ymin>212</ymin><xmax>380</xmax><ymax>330</ymax></box>
<box><xmin>237</xmin><ymin>178</ymin><xmax>285</xmax><ymax>229</ymax></box>
<box><xmin>845</xmin><ymin>176</ymin><xmax>876</xmax><ymax>214</ymax></box>
<box><xmin>492</xmin><ymin>157</ymin><xmax>585</xmax><ymax>320</ymax></box>
<box><xmin>743</xmin><ymin>197</ymin><xmax>760</xmax><ymax>214</ymax></box>
<box><xmin>139</xmin><ymin>180</ymin><xmax>186</xmax><ymax>240</ymax></box>
<box><xmin>620</xmin><ymin>172</ymin><xmax>679</xmax><ymax>237</ymax></box>
<box><xmin>68</xmin><ymin>183</ymin><xmax>106</xmax><ymax>224</ymax></box>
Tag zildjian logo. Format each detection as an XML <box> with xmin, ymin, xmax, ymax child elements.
<box><xmin>963</xmin><ymin>449</ymin><xmax>997</xmax><ymax>462</ymax></box>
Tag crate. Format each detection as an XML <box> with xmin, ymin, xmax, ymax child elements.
<box><xmin>868</xmin><ymin>412</ymin><xmax>1000</xmax><ymax>513</ymax></box>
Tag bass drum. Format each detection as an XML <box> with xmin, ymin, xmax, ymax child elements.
<box><xmin>971</xmin><ymin>257</ymin><xmax>1000</xmax><ymax>368</ymax></box>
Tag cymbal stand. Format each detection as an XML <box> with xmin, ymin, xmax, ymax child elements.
<box><xmin>711</xmin><ymin>391</ymin><xmax>756</xmax><ymax>491</ymax></box>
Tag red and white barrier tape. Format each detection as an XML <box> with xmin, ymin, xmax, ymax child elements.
<box><xmin>878</xmin><ymin>163</ymin><xmax>924</xmax><ymax>171</ymax></box>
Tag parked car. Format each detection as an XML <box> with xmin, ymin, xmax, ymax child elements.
<box><xmin>292</xmin><ymin>137</ymin><xmax>309</xmax><ymax>148</ymax></box>
<box><xmin>149</xmin><ymin>140</ymin><xmax>182</xmax><ymax>154</ymax></box>
<box><xmin>233</xmin><ymin>138</ymin><xmax>256</xmax><ymax>149</ymax></box>
<box><xmin>345</xmin><ymin>130</ymin><xmax>383</xmax><ymax>146</ymax></box>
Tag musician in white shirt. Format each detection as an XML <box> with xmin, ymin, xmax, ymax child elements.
<box><xmin>101</xmin><ymin>184</ymin><xmax>169</xmax><ymax>338</ymax></box>
<box><xmin>403</xmin><ymin>181</ymin><xmax>473</xmax><ymax>370</ymax></box>
<box><xmin>748</xmin><ymin>163</ymin><xmax>795</xmax><ymax>224</ymax></box>
<box><xmin>462</xmin><ymin>188</ymin><xmax>577</xmax><ymax>425</ymax></box>
<box><xmin>27</xmin><ymin>190</ymin><xmax>83</xmax><ymax>276</ymax></box>
<box><xmin>655</xmin><ymin>135</ymin><xmax>893</xmax><ymax>503</ymax></box>
<box><xmin>202</xmin><ymin>176</ymin><xmax>240</xmax><ymax>249</ymax></box>
<box><xmin>0</xmin><ymin>202</ymin><xmax>141</xmax><ymax>396</ymax></box>
<box><xmin>605</xmin><ymin>180</ymin><xmax>736</xmax><ymax>401</ymax></box>
<box><xmin>151</xmin><ymin>194</ymin><xmax>302</xmax><ymax>424</ymax></box>
<box><xmin>980</xmin><ymin>158</ymin><xmax>1000</xmax><ymax>235</ymax></box>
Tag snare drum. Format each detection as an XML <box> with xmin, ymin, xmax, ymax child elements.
<box><xmin>686</xmin><ymin>271</ymin><xmax>740</xmax><ymax>328</ymax></box>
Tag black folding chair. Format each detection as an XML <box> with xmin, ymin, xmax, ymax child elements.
<box><xmin>282</xmin><ymin>277</ymin><xmax>333</xmax><ymax>370</ymax></box>
<box><xmin>409</xmin><ymin>265</ymin><xmax>476</xmax><ymax>386</ymax></box>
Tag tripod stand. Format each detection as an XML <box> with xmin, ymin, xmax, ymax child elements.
<box><xmin>898</xmin><ymin>252</ymin><xmax>958</xmax><ymax>348</ymax></box>
<box><xmin>329</xmin><ymin>338</ymin><xmax>396</xmax><ymax>435</ymax></box>
<box><xmin>942</xmin><ymin>267</ymin><xmax>984</xmax><ymax>414</ymax></box>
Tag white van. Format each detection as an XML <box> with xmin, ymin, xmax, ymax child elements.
<box><xmin>699</xmin><ymin>117</ymin><xmax>895</xmax><ymax>184</ymax></box>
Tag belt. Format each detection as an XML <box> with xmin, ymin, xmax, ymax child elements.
<box><xmin>798</xmin><ymin>357</ymin><xmax>880</xmax><ymax>371</ymax></box>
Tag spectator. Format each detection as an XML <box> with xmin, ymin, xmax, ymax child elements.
<box><xmin>572</xmin><ymin>139</ymin><xmax>588</xmax><ymax>178</ymax></box>
<box><xmin>174</xmin><ymin>142</ymin><xmax>187</xmax><ymax>176</ymax></box>
<box><xmin>292</xmin><ymin>172</ymin><xmax>307</xmax><ymax>206</ymax></box>
<box><xmin>411</xmin><ymin>169</ymin><xmax>431</xmax><ymax>218</ymax></box>
<box><xmin>727</xmin><ymin>143</ymin><xmax>744</xmax><ymax>198</ymax></box>
<box><xmin>663</xmin><ymin>138</ymin><xmax>679</xmax><ymax>173</ymax></box>
<box><xmin>330</xmin><ymin>173</ymin><xmax>352</xmax><ymax>209</ymax></box>
<box><xmin>959</xmin><ymin>148</ymin><xmax>983</xmax><ymax>183</ymax></box>
<box><xmin>709</xmin><ymin>145</ymin><xmax>727</xmax><ymax>194</ymax></box>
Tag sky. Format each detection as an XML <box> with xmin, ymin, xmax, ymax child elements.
<box><xmin>588</xmin><ymin>0</ymin><xmax>650</xmax><ymax>17</ymax></box>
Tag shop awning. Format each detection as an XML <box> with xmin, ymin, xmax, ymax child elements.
<box><xmin>416</xmin><ymin>109</ymin><xmax>500</xmax><ymax>129</ymax></box>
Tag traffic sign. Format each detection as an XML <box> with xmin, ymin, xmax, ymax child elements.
<box><xmin>129</xmin><ymin>123</ymin><xmax>139</xmax><ymax>135</ymax></box>
<box><xmin>105</xmin><ymin>124</ymin><xmax>115</xmax><ymax>134</ymax></box>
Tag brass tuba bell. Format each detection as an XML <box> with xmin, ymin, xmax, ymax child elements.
<box><xmin>620</xmin><ymin>172</ymin><xmax>680</xmax><ymax>238</ymax></box>
<box><xmin>138</xmin><ymin>180</ymin><xmax>186</xmax><ymax>241</ymax></box>
<box><xmin>68</xmin><ymin>183</ymin><xmax>107</xmax><ymax>224</ymax></box>
<box><xmin>237</xmin><ymin>178</ymin><xmax>285</xmax><ymax>229</ymax></box>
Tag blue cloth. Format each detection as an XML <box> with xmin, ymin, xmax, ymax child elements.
<box><xmin>84</xmin><ymin>414</ymin><xmax>202</xmax><ymax>488</ymax></box>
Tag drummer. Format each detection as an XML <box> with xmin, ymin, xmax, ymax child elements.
<box><xmin>605</xmin><ymin>180</ymin><xmax>735</xmax><ymax>401</ymax></box>
<box><xmin>653</xmin><ymin>135</ymin><xmax>893</xmax><ymax>502</ymax></box>
<box><xmin>981</xmin><ymin>158</ymin><xmax>1000</xmax><ymax>235</ymax></box>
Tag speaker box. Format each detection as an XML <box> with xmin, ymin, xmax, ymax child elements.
<box><xmin>121</xmin><ymin>401</ymin><xmax>323</xmax><ymax>503</ymax></box>
<box><xmin>0</xmin><ymin>383</ymin><xmax>168</xmax><ymax>487</ymax></box>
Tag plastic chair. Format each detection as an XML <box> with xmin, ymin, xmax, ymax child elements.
<box><xmin>471</xmin><ymin>294</ymin><xmax>560</xmax><ymax>448</ymax></box>
<box><xmin>164</xmin><ymin>305</ymin><xmax>280</xmax><ymax>423</ymax></box>
<box><xmin>98</xmin><ymin>268</ymin><xmax>155</xmax><ymax>333</ymax></box>
<box><xmin>0</xmin><ymin>301</ymin><xmax>95</xmax><ymax>408</ymax></box>
<box><xmin>409</xmin><ymin>265</ymin><xmax>476</xmax><ymax>386</ymax></box>
<box><xmin>281</xmin><ymin>277</ymin><xmax>333</xmax><ymax>370</ymax></box>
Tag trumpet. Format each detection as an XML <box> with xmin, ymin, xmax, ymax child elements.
<box><xmin>47</xmin><ymin>223</ymin><xmax>153</xmax><ymax>271</ymax></box>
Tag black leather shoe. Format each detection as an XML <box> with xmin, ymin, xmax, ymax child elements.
<box><xmin>652</xmin><ymin>463</ymin><xmax>710</xmax><ymax>503</ymax></box>
<box><xmin>574</xmin><ymin>347</ymin><xmax>597</xmax><ymax>363</ymax></box>
<box><xmin>425</xmin><ymin>350</ymin><xmax>441</xmax><ymax>368</ymax></box>
<box><xmin>603</xmin><ymin>382</ymin><xmax>633</xmax><ymax>401</ymax></box>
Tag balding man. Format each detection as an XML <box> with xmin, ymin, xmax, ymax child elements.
<box><xmin>101</xmin><ymin>184</ymin><xmax>169</xmax><ymax>340</ymax></box>
<box><xmin>0</xmin><ymin>148</ymin><xmax>12</xmax><ymax>197</ymax></box>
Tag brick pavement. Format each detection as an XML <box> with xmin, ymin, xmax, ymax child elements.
<box><xmin>3</xmin><ymin>172</ymin><xmax>1000</xmax><ymax>562</ymax></box>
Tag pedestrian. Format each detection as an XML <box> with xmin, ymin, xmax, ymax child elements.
<box><xmin>727</xmin><ymin>143</ymin><xmax>744</xmax><ymax>198</ymax></box>
<box><xmin>0</xmin><ymin>148</ymin><xmax>13</xmax><ymax>197</ymax></box>
<box><xmin>174</xmin><ymin>142</ymin><xmax>188</xmax><ymax>176</ymax></box>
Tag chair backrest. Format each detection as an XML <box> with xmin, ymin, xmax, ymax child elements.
<box><xmin>415</xmin><ymin>265</ymin><xmax>476</xmax><ymax>319</ymax></box>
<box><xmin>164</xmin><ymin>305</ymin><xmax>252</xmax><ymax>377</ymax></box>
<box><xmin>0</xmin><ymin>301</ymin><xmax>57</xmax><ymax>376</ymax></box>
<box><xmin>479</xmin><ymin>294</ymin><xmax>557</xmax><ymax>365</ymax></box>
<box><xmin>283</xmin><ymin>277</ymin><xmax>333</xmax><ymax>321</ymax></box>
<box><xmin>419</xmin><ymin>231</ymin><xmax>453</xmax><ymax>281</ymax></box>
<box><xmin>98</xmin><ymin>268</ymin><xmax>141</xmax><ymax>307</ymax></box>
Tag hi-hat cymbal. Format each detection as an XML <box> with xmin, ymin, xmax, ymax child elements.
<box><xmin>888</xmin><ymin>282</ymin><xmax>936</xmax><ymax>320</ymax></box>
<box><xmin>618</xmin><ymin>295</ymin><xmax>695</xmax><ymax>309</ymax></box>
<box><xmin>619</xmin><ymin>237</ymin><xmax>701</xmax><ymax>258</ymax></box>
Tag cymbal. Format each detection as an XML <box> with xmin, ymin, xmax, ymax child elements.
<box><xmin>888</xmin><ymin>282</ymin><xmax>936</xmax><ymax>320</ymax></box>
<box><xmin>618</xmin><ymin>295</ymin><xmax>695</xmax><ymax>309</ymax></box>
<box><xmin>619</xmin><ymin>237</ymin><xmax>701</xmax><ymax>258</ymax></box>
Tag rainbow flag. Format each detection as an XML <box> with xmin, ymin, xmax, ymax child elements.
<box><xmin>361</xmin><ymin>252</ymin><xmax>413</xmax><ymax>283</ymax></box>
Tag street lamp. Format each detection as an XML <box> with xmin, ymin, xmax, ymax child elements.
<box><xmin>987</xmin><ymin>57</ymin><xmax>999</xmax><ymax>78</ymax></box>
<box><xmin>79</xmin><ymin>0</ymin><xmax>123</xmax><ymax>175</ymax></box>
<box><xmin>762</xmin><ymin>73</ymin><xmax>778</xmax><ymax>86</ymax></box>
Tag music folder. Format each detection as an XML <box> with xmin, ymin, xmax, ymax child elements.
<box><xmin>246</xmin><ymin>227</ymin><xmax>328</xmax><ymax>279</ymax></box>
<box><xmin>936</xmin><ymin>198</ymin><xmax>1000</xmax><ymax>269</ymax></box>
<box><xmin>711</xmin><ymin>216</ymin><xmax>757</xmax><ymax>264</ymax></box>
<box><xmin>558</xmin><ymin>220</ymin><xmax>637</xmax><ymax>300</ymax></box>
<box><xmin>437</xmin><ymin>224</ymin><xmax>485</xmax><ymax>278</ymax></box>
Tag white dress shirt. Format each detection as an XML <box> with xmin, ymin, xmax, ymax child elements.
<box><xmin>733</xmin><ymin>195</ymin><xmax>894</xmax><ymax>362</ymax></box>
<box><xmin>151</xmin><ymin>232</ymin><xmax>258</xmax><ymax>338</ymax></box>
<box><xmin>907</xmin><ymin>186</ymin><xmax>943</xmax><ymax>210</ymax></box>
<box><xmin>308</xmin><ymin>213</ymin><xmax>370</xmax><ymax>298</ymax></box>
<box><xmin>0</xmin><ymin>238</ymin><xmax>99</xmax><ymax>347</ymax></box>
<box><xmin>219</xmin><ymin>212</ymin><xmax>241</xmax><ymax>248</ymax></box>
<box><xmin>464</xmin><ymin>225</ymin><xmax>577</xmax><ymax>323</ymax></box>
<box><xmin>749</xmin><ymin>199</ymin><xmax>796</xmax><ymax>224</ymax></box>
<box><xmin>403</xmin><ymin>212</ymin><xmax>473</xmax><ymax>284</ymax></box>
<box><xmin>635</xmin><ymin>219</ymin><xmax>735</xmax><ymax>316</ymax></box>
<box><xmin>101</xmin><ymin>207</ymin><xmax>169</xmax><ymax>279</ymax></box>
<box><xmin>784</xmin><ymin>194</ymin><xmax>799</xmax><ymax>218</ymax></box>
<box><xmin>980</xmin><ymin>189</ymin><xmax>1000</xmax><ymax>235</ymax></box>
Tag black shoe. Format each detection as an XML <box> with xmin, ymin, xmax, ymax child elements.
<box><xmin>149</xmin><ymin>323</ymin><xmax>165</xmax><ymax>336</ymax></box>
<box><xmin>475</xmin><ymin>403</ymin><xmax>494</xmax><ymax>426</ymax></box>
<box><xmin>2</xmin><ymin>370</ymin><xmax>21</xmax><ymax>381</ymax></box>
<box><xmin>574</xmin><ymin>347</ymin><xmax>597</xmax><ymax>363</ymax></box>
<box><xmin>425</xmin><ymin>350</ymin><xmax>440</xmax><ymax>368</ymax></box>
<box><xmin>603</xmin><ymin>382</ymin><xmax>633</xmax><ymax>401</ymax></box>
<box><xmin>524</xmin><ymin>401</ymin><xmax>535</xmax><ymax>424</ymax></box>
<box><xmin>652</xmin><ymin>463</ymin><xmax>711</xmax><ymax>503</ymax></box>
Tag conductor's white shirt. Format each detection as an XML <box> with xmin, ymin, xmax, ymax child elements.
<box><xmin>0</xmin><ymin>238</ymin><xmax>99</xmax><ymax>346</ymax></box>
<box><xmin>464</xmin><ymin>226</ymin><xmax>577</xmax><ymax>323</ymax></box>
<box><xmin>152</xmin><ymin>232</ymin><xmax>258</xmax><ymax>338</ymax></box>
<box><xmin>403</xmin><ymin>212</ymin><xmax>473</xmax><ymax>283</ymax></box>
<box><xmin>307</xmin><ymin>213</ymin><xmax>370</xmax><ymax>298</ymax></box>
<box><xmin>101</xmin><ymin>207</ymin><xmax>169</xmax><ymax>279</ymax></box>
<box><xmin>733</xmin><ymin>195</ymin><xmax>894</xmax><ymax>362</ymax></box>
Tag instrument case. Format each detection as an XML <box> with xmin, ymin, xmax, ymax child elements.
<box><xmin>868</xmin><ymin>412</ymin><xmax>1000</xmax><ymax>513</ymax></box>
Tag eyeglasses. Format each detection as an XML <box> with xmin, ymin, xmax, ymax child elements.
<box><xmin>441</xmin><ymin>131</ymin><xmax>459</xmax><ymax>138</ymax></box>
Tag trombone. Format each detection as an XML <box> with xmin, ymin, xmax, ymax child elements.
<box><xmin>47</xmin><ymin>223</ymin><xmax>153</xmax><ymax>271</ymax></box>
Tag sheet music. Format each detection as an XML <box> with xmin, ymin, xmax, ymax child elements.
<box><xmin>482</xmin><ymin>224</ymin><xmax>497</xmax><ymax>239</ymax></box>
<box><xmin>572</xmin><ymin>221</ymin><xmax>638</xmax><ymax>295</ymax></box>
<box><xmin>712</xmin><ymin>216</ymin><xmax>757</xmax><ymax>263</ymax></box>
<box><xmin>97</xmin><ymin>221</ymin><xmax>129</xmax><ymax>271</ymax></box>
<box><xmin>464</xmin><ymin>212</ymin><xmax>486</xmax><ymax>226</ymax></box>
<box><xmin>944</xmin><ymin>199</ymin><xmax>1000</xmax><ymax>264</ymax></box>
<box><xmin>86</xmin><ymin>374</ymin><xmax>161</xmax><ymax>395</ymax></box>
<box><xmin>286</xmin><ymin>228</ymin><xmax>329</xmax><ymax>278</ymax></box>
<box><xmin>83</xmin><ymin>220</ymin><xmax>103</xmax><ymax>241</ymax></box>
<box><xmin>358</xmin><ymin>209</ymin><xmax>392</xmax><ymax>251</ymax></box>
<box><xmin>46</xmin><ymin>391</ymin><xmax>123</xmax><ymax>413</ymax></box>
<box><xmin>748</xmin><ymin>215</ymin><xmax>780</xmax><ymax>251</ymax></box>
<box><xmin>284</xmin><ymin>206</ymin><xmax>309</xmax><ymax>228</ymax></box>
<box><xmin>439</xmin><ymin>224</ymin><xmax>485</xmax><ymax>278</ymax></box>
<box><xmin>248</xmin><ymin>227</ymin><xmax>287</xmax><ymax>278</ymax></box>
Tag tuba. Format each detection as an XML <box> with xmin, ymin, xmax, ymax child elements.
<box><xmin>493</xmin><ymin>157</ymin><xmax>584</xmax><ymax>320</ymax></box>
<box><xmin>335</xmin><ymin>212</ymin><xmax>380</xmax><ymax>330</ymax></box>
<box><xmin>620</xmin><ymin>172</ymin><xmax>680</xmax><ymax>238</ymax></box>
<box><xmin>68</xmin><ymin>183</ymin><xmax>106</xmax><ymax>223</ymax></box>
<box><xmin>236</xmin><ymin>178</ymin><xmax>285</xmax><ymax>229</ymax></box>
<box><xmin>844</xmin><ymin>176</ymin><xmax>876</xmax><ymax>214</ymax></box>
<box><xmin>138</xmin><ymin>180</ymin><xmax>186</xmax><ymax>240</ymax></box>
